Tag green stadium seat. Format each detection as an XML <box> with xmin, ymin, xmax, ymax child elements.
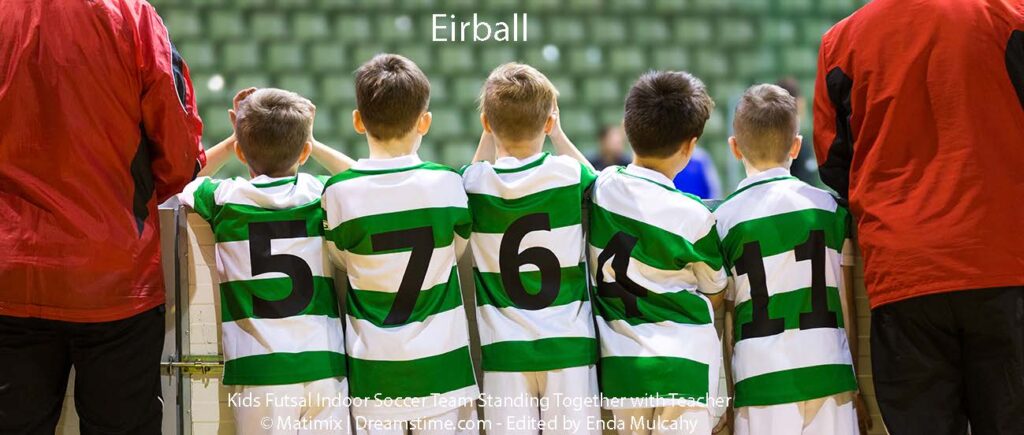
<box><xmin>201</xmin><ymin>106</ymin><xmax>233</xmax><ymax>139</ymax></box>
<box><xmin>335</xmin><ymin>16</ymin><xmax>372</xmax><ymax>42</ymax></box>
<box><xmin>610</xmin><ymin>0</ymin><xmax>648</xmax><ymax>12</ymax></box>
<box><xmin>443</xmin><ymin>142</ymin><xmax>477</xmax><ymax>167</ymax></box>
<box><xmin>231</xmin><ymin>73</ymin><xmax>272</xmax><ymax>91</ymax></box>
<box><xmin>452</xmin><ymin>77</ymin><xmax>483</xmax><ymax>106</ymax></box>
<box><xmin>320</xmin><ymin>76</ymin><xmax>356</xmax><ymax>104</ymax></box>
<box><xmin>438</xmin><ymin>46</ymin><xmax>475</xmax><ymax>73</ymax></box>
<box><xmin>177</xmin><ymin>42</ymin><xmax>216</xmax><ymax>72</ymax></box>
<box><xmin>819</xmin><ymin>0</ymin><xmax>855</xmax><ymax>14</ymax></box>
<box><xmin>803</xmin><ymin>19</ymin><xmax>835</xmax><ymax>45</ymax></box>
<box><xmin>485</xmin><ymin>0</ymin><xmax>521</xmax><ymax>10</ymax></box>
<box><xmin>652</xmin><ymin>0</ymin><xmax>686</xmax><ymax>12</ymax></box>
<box><xmin>702</xmin><ymin>110</ymin><xmax>725</xmax><ymax>138</ymax></box>
<box><xmin>402</xmin><ymin>0</ymin><xmax>438</xmax><ymax>10</ymax></box>
<box><xmin>234</xmin><ymin>0</ymin><xmax>271</xmax><ymax>9</ymax></box>
<box><xmin>522</xmin><ymin>45</ymin><xmax>561</xmax><ymax>71</ymax></box>
<box><xmin>567</xmin><ymin>0</ymin><xmax>601</xmax><ymax>12</ymax></box>
<box><xmin>718</xmin><ymin>18</ymin><xmax>755</xmax><ymax>46</ymax></box>
<box><xmin>277</xmin><ymin>0</ymin><xmax>312</xmax><ymax>8</ymax></box>
<box><xmin>589</xmin><ymin>18</ymin><xmax>626</xmax><ymax>44</ymax></box>
<box><xmin>524</xmin><ymin>0</ymin><xmax>561</xmax><ymax>12</ymax></box>
<box><xmin>429</xmin><ymin>109</ymin><xmax>466</xmax><ymax>139</ymax></box>
<box><xmin>189</xmin><ymin>73</ymin><xmax>229</xmax><ymax>105</ymax></box>
<box><xmin>548</xmin><ymin>76</ymin><xmax>577</xmax><ymax>104</ymax></box>
<box><xmin>376</xmin><ymin>15</ymin><xmax>416</xmax><ymax>42</ymax></box>
<box><xmin>597</xmin><ymin>109</ymin><xmax>623</xmax><ymax>127</ymax></box>
<box><xmin>557</xmin><ymin>109</ymin><xmax>596</xmax><ymax>141</ymax></box>
<box><xmin>352</xmin><ymin>46</ymin><xmax>390</xmax><ymax>67</ymax></box>
<box><xmin>567</xmin><ymin>47</ymin><xmax>603</xmax><ymax>73</ymax></box>
<box><xmin>581</xmin><ymin>78</ymin><xmax>620</xmax><ymax>105</ymax></box>
<box><xmin>221</xmin><ymin>42</ymin><xmax>260</xmax><ymax>71</ymax></box>
<box><xmin>309</xmin><ymin>43</ymin><xmax>347</xmax><ymax>72</ymax></box>
<box><xmin>734</xmin><ymin>0</ymin><xmax>771</xmax><ymax>13</ymax></box>
<box><xmin>548</xmin><ymin>18</ymin><xmax>586</xmax><ymax>44</ymax></box>
<box><xmin>734</xmin><ymin>50</ymin><xmax>776</xmax><ymax>79</ymax></box>
<box><xmin>207</xmin><ymin>11</ymin><xmax>245</xmax><ymax>39</ymax></box>
<box><xmin>608</xmin><ymin>47</ymin><xmax>647</xmax><ymax>74</ymax></box>
<box><xmin>312</xmin><ymin>106</ymin><xmax>334</xmax><ymax>137</ymax></box>
<box><xmin>691</xmin><ymin>0</ymin><xmax>732</xmax><ymax>12</ymax></box>
<box><xmin>276</xmin><ymin>75</ymin><xmax>317</xmax><ymax>99</ymax></box>
<box><xmin>417</xmin><ymin>141</ymin><xmax>440</xmax><ymax>163</ymax></box>
<box><xmin>651</xmin><ymin>47</ymin><xmax>689</xmax><ymax>70</ymax></box>
<box><xmin>632</xmin><ymin>18</ymin><xmax>670</xmax><ymax>43</ymax></box>
<box><xmin>760</xmin><ymin>19</ymin><xmax>798</xmax><ymax>44</ymax></box>
<box><xmin>778</xmin><ymin>0</ymin><xmax>813</xmax><ymax>13</ymax></box>
<box><xmin>396</xmin><ymin>45</ymin><xmax>433</xmax><ymax>71</ymax></box>
<box><xmin>479</xmin><ymin>46</ymin><xmax>518</xmax><ymax>72</ymax></box>
<box><xmin>673</xmin><ymin>18</ymin><xmax>713</xmax><ymax>44</ymax></box>
<box><xmin>782</xmin><ymin>47</ymin><xmax>817</xmax><ymax>75</ymax></box>
<box><xmin>694</xmin><ymin>50</ymin><xmax>729</xmax><ymax>77</ymax></box>
<box><xmin>163</xmin><ymin>10</ymin><xmax>201</xmax><ymax>39</ymax></box>
<box><xmin>334</xmin><ymin>111</ymin><xmax>361</xmax><ymax>141</ymax></box>
<box><xmin>249</xmin><ymin>13</ymin><xmax>288</xmax><ymax>40</ymax></box>
<box><xmin>293</xmin><ymin>14</ymin><xmax>331</xmax><ymax>41</ymax></box>
<box><xmin>266</xmin><ymin>43</ymin><xmax>304</xmax><ymax>72</ymax></box>
<box><xmin>430</xmin><ymin>78</ymin><xmax>449</xmax><ymax>103</ymax></box>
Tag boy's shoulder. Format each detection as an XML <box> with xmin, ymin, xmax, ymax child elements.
<box><xmin>462</xmin><ymin>153</ymin><xmax>589</xmax><ymax>190</ymax></box>
<box><xmin>714</xmin><ymin>176</ymin><xmax>843</xmax><ymax>235</ymax></box>
<box><xmin>325</xmin><ymin>159</ymin><xmax>461</xmax><ymax>190</ymax></box>
<box><xmin>594</xmin><ymin>166</ymin><xmax>716</xmax><ymax>241</ymax></box>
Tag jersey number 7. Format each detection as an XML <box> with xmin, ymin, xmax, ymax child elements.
<box><xmin>371</xmin><ymin>227</ymin><xmax>435</xmax><ymax>326</ymax></box>
<box><xmin>736</xmin><ymin>229</ymin><xmax>838</xmax><ymax>340</ymax></box>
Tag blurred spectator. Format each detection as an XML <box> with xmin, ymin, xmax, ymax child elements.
<box><xmin>587</xmin><ymin>124</ymin><xmax>631</xmax><ymax>171</ymax></box>
<box><xmin>776</xmin><ymin>77</ymin><xmax>821</xmax><ymax>186</ymax></box>
<box><xmin>672</xmin><ymin>146</ymin><xmax>722</xmax><ymax>199</ymax></box>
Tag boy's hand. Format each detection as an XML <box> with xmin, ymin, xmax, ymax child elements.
<box><xmin>712</xmin><ymin>406</ymin><xmax>733</xmax><ymax>434</ymax></box>
<box><xmin>855</xmin><ymin>393</ymin><xmax>873</xmax><ymax>435</ymax></box>
<box><xmin>229</xmin><ymin>87</ymin><xmax>258</xmax><ymax>129</ymax></box>
<box><xmin>548</xmin><ymin>105</ymin><xmax>567</xmax><ymax>142</ymax></box>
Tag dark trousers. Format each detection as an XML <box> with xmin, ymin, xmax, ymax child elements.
<box><xmin>871</xmin><ymin>286</ymin><xmax>1024</xmax><ymax>435</ymax></box>
<box><xmin>0</xmin><ymin>306</ymin><xmax>165</xmax><ymax>435</ymax></box>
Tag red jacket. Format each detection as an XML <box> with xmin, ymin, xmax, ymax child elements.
<box><xmin>814</xmin><ymin>0</ymin><xmax>1024</xmax><ymax>308</ymax></box>
<box><xmin>0</xmin><ymin>0</ymin><xmax>205</xmax><ymax>322</ymax></box>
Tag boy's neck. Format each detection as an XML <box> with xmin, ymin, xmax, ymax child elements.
<box><xmin>742</xmin><ymin>159</ymin><xmax>791</xmax><ymax>177</ymax></box>
<box><xmin>494</xmin><ymin>135</ymin><xmax>544</xmax><ymax>160</ymax></box>
<box><xmin>632</xmin><ymin>155</ymin><xmax>684</xmax><ymax>181</ymax></box>
<box><xmin>250</xmin><ymin>167</ymin><xmax>298</xmax><ymax>179</ymax></box>
<box><xmin>366</xmin><ymin>134</ymin><xmax>420</xmax><ymax>159</ymax></box>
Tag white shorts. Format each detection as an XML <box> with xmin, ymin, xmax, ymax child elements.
<box><xmin>482</xmin><ymin>365</ymin><xmax>601</xmax><ymax>435</ymax></box>
<box><xmin>231</xmin><ymin>376</ymin><xmax>351</xmax><ymax>435</ymax></box>
<box><xmin>610</xmin><ymin>406</ymin><xmax>712</xmax><ymax>435</ymax></box>
<box><xmin>353</xmin><ymin>405</ymin><xmax>480</xmax><ymax>435</ymax></box>
<box><xmin>734</xmin><ymin>392</ymin><xmax>857</xmax><ymax>435</ymax></box>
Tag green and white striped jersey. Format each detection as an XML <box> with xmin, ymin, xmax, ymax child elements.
<box><xmin>588</xmin><ymin>165</ymin><xmax>727</xmax><ymax>409</ymax></box>
<box><xmin>714</xmin><ymin>167</ymin><xmax>857</xmax><ymax>408</ymax></box>
<box><xmin>462</xmin><ymin>153</ymin><xmax>598</xmax><ymax>372</ymax></box>
<box><xmin>322</xmin><ymin>155</ymin><xmax>478</xmax><ymax>419</ymax></box>
<box><xmin>178</xmin><ymin>174</ymin><xmax>345</xmax><ymax>386</ymax></box>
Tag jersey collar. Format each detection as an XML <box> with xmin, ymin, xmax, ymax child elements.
<box><xmin>736</xmin><ymin>167</ymin><xmax>794</xmax><ymax>191</ymax></box>
<box><xmin>250</xmin><ymin>174</ymin><xmax>298</xmax><ymax>187</ymax></box>
<box><xmin>353</xmin><ymin>154</ymin><xmax>423</xmax><ymax>171</ymax></box>
<box><xmin>493</xmin><ymin>152</ymin><xmax>546</xmax><ymax>169</ymax></box>
<box><xmin>622</xmin><ymin>164</ymin><xmax>675</xmax><ymax>190</ymax></box>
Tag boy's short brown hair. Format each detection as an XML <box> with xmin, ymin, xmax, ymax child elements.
<box><xmin>234</xmin><ymin>88</ymin><xmax>314</xmax><ymax>176</ymax></box>
<box><xmin>623</xmin><ymin>71</ymin><xmax>714</xmax><ymax>158</ymax></box>
<box><xmin>480</xmin><ymin>63</ymin><xmax>558</xmax><ymax>141</ymax></box>
<box><xmin>733</xmin><ymin>84</ymin><xmax>799</xmax><ymax>165</ymax></box>
<box><xmin>355</xmin><ymin>54</ymin><xmax>430</xmax><ymax>141</ymax></box>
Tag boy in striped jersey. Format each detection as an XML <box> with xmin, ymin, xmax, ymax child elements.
<box><xmin>178</xmin><ymin>88</ymin><xmax>355</xmax><ymax>434</ymax></box>
<box><xmin>321</xmin><ymin>54</ymin><xmax>479</xmax><ymax>434</ymax></box>
<box><xmin>590</xmin><ymin>71</ymin><xmax>728</xmax><ymax>435</ymax></box>
<box><xmin>462</xmin><ymin>63</ymin><xmax>600</xmax><ymax>434</ymax></box>
<box><xmin>714</xmin><ymin>84</ymin><xmax>865</xmax><ymax>435</ymax></box>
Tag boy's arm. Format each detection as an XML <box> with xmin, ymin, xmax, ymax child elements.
<box><xmin>196</xmin><ymin>135</ymin><xmax>236</xmax><ymax>177</ymax></box>
<box><xmin>471</xmin><ymin>130</ymin><xmax>496</xmax><ymax>164</ymax></box>
<box><xmin>310</xmin><ymin>139</ymin><xmax>356</xmax><ymax>174</ymax></box>
<box><xmin>714</xmin><ymin>294</ymin><xmax>736</xmax><ymax>434</ymax></box>
<box><xmin>841</xmin><ymin>238</ymin><xmax>874</xmax><ymax>434</ymax></box>
<box><xmin>549</xmin><ymin>107</ymin><xmax>596</xmax><ymax>172</ymax></box>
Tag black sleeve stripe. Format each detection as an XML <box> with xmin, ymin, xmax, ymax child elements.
<box><xmin>1006</xmin><ymin>30</ymin><xmax>1024</xmax><ymax>111</ymax></box>
<box><xmin>819</xmin><ymin>67</ymin><xmax>855</xmax><ymax>202</ymax></box>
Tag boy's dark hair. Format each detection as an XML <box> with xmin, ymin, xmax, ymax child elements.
<box><xmin>733</xmin><ymin>84</ymin><xmax>800</xmax><ymax>165</ymax></box>
<box><xmin>623</xmin><ymin>71</ymin><xmax>714</xmax><ymax>158</ymax></box>
<box><xmin>355</xmin><ymin>54</ymin><xmax>430</xmax><ymax>141</ymax></box>
<box><xmin>234</xmin><ymin>88</ymin><xmax>314</xmax><ymax>176</ymax></box>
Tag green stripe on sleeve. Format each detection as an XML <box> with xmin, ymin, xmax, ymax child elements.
<box><xmin>468</xmin><ymin>184</ymin><xmax>584</xmax><ymax>233</ymax></box>
<box><xmin>211</xmin><ymin>201</ymin><xmax>325</xmax><ymax>243</ymax></box>
<box><xmin>347</xmin><ymin>346</ymin><xmax>477</xmax><ymax>399</ymax></box>
<box><xmin>192</xmin><ymin>178</ymin><xmax>222</xmax><ymax>222</ymax></box>
<box><xmin>589</xmin><ymin>204</ymin><xmax>724</xmax><ymax>271</ymax></box>
<box><xmin>223</xmin><ymin>351</ymin><xmax>347</xmax><ymax>386</ymax></box>
<box><xmin>721</xmin><ymin>208</ymin><xmax>847</xmax><ymax>264</ymax></box>
<box><xmin>473</xmin><ymin>264</ymin><xmax>589</xmax><ymax>309</ymax></box>
<box><xmin>346</xmin><ymin>267</ymin><xmax>464</xmax><ymax>327</ymax></box>
<box><xmin>220</xmin><ymin>276</ymin><xmax>339</xmax><ymax>322</ymax></box>
<box><xmin>599</xmin><ymin>356</ymin><xmax>709</xmax><ymax>402</ymax></box>
<box><xmin>481</xmin><ymin>337</ymin><xmax>597</xmax><ymax>371</ymax></box>
<box><xmin>324</xmin><ymin>206</ymin><xmax>471</xmax><ymax>255</ymax></box>
<box><xmin>734</xmin><ymin>364</ymin><xmax>857</xmax><ymax>407</ymax></box>
<box><xmin>732</xmin><ymin>286</ymin><xmax>845</xmax><ymax>341</ymax></box>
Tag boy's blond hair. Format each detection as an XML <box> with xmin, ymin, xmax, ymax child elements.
<box><xmin>355</xmin><ymin>54</ymin><xmax>430</xmax><ymax>141</ymax></box>
<box><xmin>234</xmin><ymin>88</ymin><xmax>314</xmax><ymax>176</ymax></box>
<box><xmin>480</xmin><ymin>63</ymin><xmax>559</xmax><ymax>141</ymax></box>
<box><xmin>733</xmin><ymin>84</ymin><xmax>800</xmax><ymax>165</ymax></box>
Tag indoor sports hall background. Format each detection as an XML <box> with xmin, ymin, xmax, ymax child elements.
<box><xmin>55</xmin><ymin>0</ymin><xmax>880</xmax><ymax>433</ymax></box>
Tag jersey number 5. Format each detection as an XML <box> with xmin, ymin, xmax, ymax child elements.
<box><xmin>498</xmin><ymin>213</ymin><xmax>561</xmax><ymax>310</ymax></box>
<box><xmin>736</xmin><ymin>229</ymin><xmax>838</xmax><ymax>340</ymax></box>
<box><xmin>248</xmin><ymin>221</ymin><xmax>315</xmax><ymax>319</ymax></box>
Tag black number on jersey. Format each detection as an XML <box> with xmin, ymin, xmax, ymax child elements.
<box><xmin>248</xmin><ymin>220</ymin><xmax>315</xmax><ymax>319</ymax></box>
<box><xmin>371</xmin><ymin>226</ymin><xmax>435</xmax><ymax>326</ymax></box>
<box><xmin>596</xmin><ymin>231</ymin><xmax>648</xmax><ymax>318</ymax></box>
<box><xmin>736</xmin><ymin>229</ymin><xmax>838</xmax><ymax>340</ymax></box>
<box><xmin>498</xmin><ymin>213</ymin><xmax>561</xmax><ymax>310</ymax></box>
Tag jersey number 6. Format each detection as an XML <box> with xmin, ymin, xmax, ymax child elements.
<box><xmin>499</xmin><ymin>213</ymin><xmax>561</xmax><ymax>310</ymax></box>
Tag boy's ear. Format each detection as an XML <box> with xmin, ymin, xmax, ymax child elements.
<box><xmin>679</xmin><ymin>137</ymin><xmax>698</xmax><ymax>160</ymax></box>
<box><xmin>480</xmin><ymin>113</ymin><xmax>493</xmax><ymax>133</ymax></box>
<box><xmin>298</xmin><ymin>141</ymin><xmax>313</xmax><ymax>165</ymax></box>
<box><xmin>789</xmin><ymin>135</ymin><xmax>803</xmax><ymax>159</ymax></box>
<box><xmin>543</xmin><ymin>112</ymin><xmax>555</xmax><ymax>135</ymax></box>
<box><xmin>233</xmin><ymin>142</ymin><xmax>248</xmax><ymax>164</ymax></box>
<box><xmin>352</xmin><ymin>110</ymin><xmax>366</xmax><ymax>135</ymax></box>
<box><xmin>416</xmin><ymin>111</ymin><xmax>432</xmax><ymax>135</ymax></box>
<box><xmin>728</xmin><ymin>136</ymin><xmax>744</xmax><ymax>161</ymax></box>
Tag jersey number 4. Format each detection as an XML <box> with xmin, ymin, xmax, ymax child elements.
<box><xmin>248</xmin><ymin>221</ymin><xmax>315</xmax><ymax>319</ymax></box>
<box><xmin>596</xmin><ymin>231</ymin><xmax>648</xmax><ymax>318</ymax></box>
<box><xmin>736</xmin><ymin>229</ymin><xmax>838</xmax><ymax>340</ymax></box>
